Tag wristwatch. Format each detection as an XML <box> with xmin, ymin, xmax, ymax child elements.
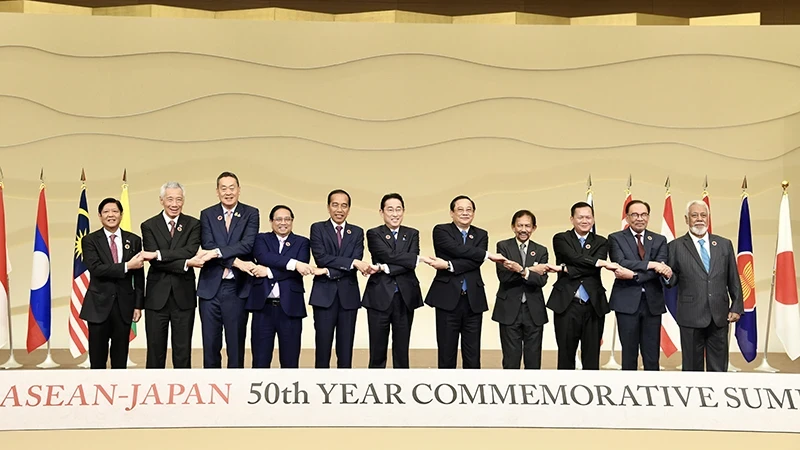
<box><xmin>560</xmin><ymin>263</ymin><xmax>566</xmax><ymax>272</ymax></box>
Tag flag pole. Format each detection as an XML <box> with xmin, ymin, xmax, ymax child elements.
<box><xmin>76</xmin><ymin>169</ymin><xmax>91</xmax><ymax>369</ymax></box>
<box><xmin>724</xmin><ymin>176</ymin><xmax>741</xmax><ymax>373</ymax></box>
<box><xmin>0</xmin><ymin>168</ymin><xmax>22</xmax><ymax>369</ymax></box>
<box><xmin>35</xmin><ymin>169</ymin><xmax>59</xmax><ymax>369</ymax></box>
<box><xmin>754</xmin><ymin>181</ymin><xmax>787</xmax><ymax>373</ymax></box>
<box><xmin>122</xmin><ymin>169</ymin><xmax>138</xmax><ymax>368</ymax></box>
<box><xmin>602</xmin><ymin>176</ymin><xmax>630</xmax><ymax>371</ymax></box>
<box><xmin>576</xmin><ymin>175</ymin><xmax>594</xmax><ymax>370</ymax></box>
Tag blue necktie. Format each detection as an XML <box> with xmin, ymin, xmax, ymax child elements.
<box><xmin>698</xmin><ymin>239</ymin><xmax>711</xmax><ymax>272</ymax></box>
<box><xmin>392</xmin><ymin>230</ymin><xmax>399</xmax><ymax>292</ymax></box>
<box><xmin>577</xmin><ymin>237</ymin><xmax>590</xmax><ymax>302</ymax></box>
<box><xmin>461</xmin><ymin>230</ymin><xmax>468</xmax><ymax>292</ymax></box>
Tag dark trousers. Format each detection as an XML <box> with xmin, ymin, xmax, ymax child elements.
<box><xmin>367</xmin><ymin>292</ymin><xmax>415</xmax><ymax>369</ymax></box>
<box><xmin>616</xmin><ymin>295</ymin><xmax>662</xmax><ymax>371</ymax></box>
<box><xmin>250</xmin><ymin>298</ymin><xmax>303</xmax><ymax>368</ymax></box>
<box><xmin>554</xmin><ymin>298</ymin><xmax>604</xmax><ymax>370</ymax></box>
<box><xmin>313</xmin><ymin>294</ymin><xmax>358</xmax><ymax>368</ymax></box>
<box><xmin>680</xmin><ymin>320</ymin><xmax>728</xmax><ymax>372</ymax></box>
<box><xmin>499</xmin><ymin>302</ymin><xmax>543</xmax><ymax>369</ymax></box>
<box><xmin>199</xmin><ymin>280</ymin><xmax>248</xmax><ymax>368</ymax></box>
<box><xmin>435</xmin><ymin>293</ymin><xmax>482</xmax><ymax>369</ymax></box>
<box><xmin>145</xmin><ymin>292</ymin><xmax>195</xmax><ymax>369</ymax></box>
<box><xmin>87</xmin><ymin>299</ymin><xmax>130</xmax><ymax>369</ymax></box>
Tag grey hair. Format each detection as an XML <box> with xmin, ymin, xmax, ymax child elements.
<box><xmin>160</xmin><ymin>181</ymin><xmax>185</xmax><ymax>198</ymax></box>
<box><xmin>685</xmin><ymin>200</ymin><xmax>708</xmax><ymax>216</ymax></box>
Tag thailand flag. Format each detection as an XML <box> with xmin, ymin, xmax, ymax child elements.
<box><xmin>660</xmin><ymin>191</ymin><xmax>680</xmax><ymax>357</ymax></box>
<box><xmin>26</xmin><ymin>184</ymin><xmax>51</xmax><ymax>352</ymax></box>
<box><xmin>735</xmin><ymin>194</ymin><xmax>758</xmax><ymax>362</ymax></box>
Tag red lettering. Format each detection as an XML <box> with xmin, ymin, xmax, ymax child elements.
<box><xmin>183</xmin><ymin>384</ymin><xmax>205</xmax><ymax>405</ymax></box>
<box><xmin>66</xmin><ymin>385</ymin><xmax>89</xmax><ymax>406</ymax></box>
<box><xmin>26</xmin><ymin>385</ymin><xmax>42</xmax><ymax>407</ymax></box>
<box><xmin>209</xmin><ymin>383</ymin><xmax>231</xmax><ymax>404</ymax></box>
<box><xmin>0</xmin><ymin>386</ymin><xmax>21</xmax><ymax>407</ymax></box>
<box><xmin>93</xmin><ymin>384</ymin><xmax>116</xmax><ymax>406</ymax></box>
<box><xmin>45</xmin><ymin>385</ymin><xmax>65</xmax><ymax>406</ymax></box>
<box><xmin>140</xmin><ymin>384</ymin><xmax>163</xmax><ymax>405</ymax></box>
<box><xmin>168</xmin><ymin>384</ymin><xmax>185</xmax><ymax>405</ymax></box>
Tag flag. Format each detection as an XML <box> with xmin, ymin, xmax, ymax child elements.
<box><xmin>68</xmin><ymin>182</ymin><xmax>91</xmax><ymax>358</ymax></box>
<box><xmin>620</xmin><ymin>191</ymin><xmax>632</xmax><ymax>231</ymax></box>
<box><xmin>586</xmin><ymin>184</ymin><xmax>596</xmax><ymax>234</ymax></box>
<box><xmin>702</xmin><ymin>188</ymin><xmax>713</xmax><ymax>234</ymax></box>
<box><xmin>735</xmin><ymin>192</ymin><xmax>758</xmax><ymax>362</ymax></box>
<box><xmin>120</xmin><ymin>177</ymin><xmax>137</xmax><ymax>342</ymax></box>
<box><xmin>774</xmin><ymin>187</ymin><xmax>800</xmax><ymax>360</ymax></box>
<box><xmin>26</xmin><ymin>183</ymin><xmax>51</xmax><ymax>352</ymax></box>
<box><xmin>659</xmin><ymin>187</ymin><xmax>680</xmax><ymax>357</ymax></box>
<box><xmin>0</xmin><ymin>179</ymin><xmax>10</xmax><ymax>349</ymax></box>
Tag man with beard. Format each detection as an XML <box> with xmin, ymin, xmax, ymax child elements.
<box><xmin>666</xmin><ymin>200</ymin><xmax>743</xmax><ymax>371</ymax></box>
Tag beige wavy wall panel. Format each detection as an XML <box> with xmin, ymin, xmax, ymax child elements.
<box><xmin>0</xmin><ymin>13</ymin><xmax>799</xmax><ymax>358</ymax></box>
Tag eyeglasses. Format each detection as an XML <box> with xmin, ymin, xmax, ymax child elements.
<box><xmin>272</xmin><ymin>217</ymin><xmax>293</xmax><ymax>223</ymax></box>
<box><xmin>383</xmin><ymin>207</ymin><xmax>404</xmax><ymax>214</ymax></box>
<box><xmin>628</xmin><ymin>213</ymin><xmax>650</xmax><ymax>219</ymax></box>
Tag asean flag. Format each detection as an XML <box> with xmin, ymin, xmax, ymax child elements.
<box><xmin>775</xmin><ymin>189</ymin><xmax>800</xmax><ymax>360</ymax></box>
<box><xmin>26</xmin><ymin>184</ymin><xmax>51</xmax><ymax>353</ymax></box>
<box><xmin>734</xmin><ymin>194</ymin><xmax>757</xmax><ymax>362</ymax></box>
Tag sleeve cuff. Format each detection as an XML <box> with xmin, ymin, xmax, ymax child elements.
<box><xmin>124</xmin><ymin>262</ymin><xmax>128</xmax><ymax>273</ymax></box>
<box><xmin>156</xmin><ymin>250</ymin><xmax>162</xmax><ymax>261</ymax></box>
<box><xmin>448</xmin><ymin>261</ymin><xmax>454</xmax><ymax>272</ymax></box>
<box><xmin>484</xmin><ymin>251</ymin><xmax>490</xmax><ymax>261</ymax></box>
<box><xmin>266</xmin><ymin>268</ymin><xmax>274</xmax><ymax>279</ymax></box>
<box><xmin>382</xmin><ymin>264</ymin><xmax>390</xmax><ymax>274</ymax></box>
<box><xmin>287</xmin><ymin>259</ymin><xmax>297</xmax><ymax>271</ymax></box>
<box><xmin>216</xmin><ymin>248</ymin><xmax>223</xmax><ymax>258</ymax></box>
<box><xmin>183</xmin><ymin>260</ymin><xmax>189</xmax><ymax>271</ymax></box>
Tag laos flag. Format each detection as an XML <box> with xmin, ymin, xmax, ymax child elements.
<box><xmin>27</xmin><ymin>183</ymin><xmax>51</xmax><ymax>353</ymax></box>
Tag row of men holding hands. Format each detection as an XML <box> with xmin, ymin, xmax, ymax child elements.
<box><xmin>79</xmin><ymin>171</ymin><xmax>742</xmax><ymax>372</ymax></box>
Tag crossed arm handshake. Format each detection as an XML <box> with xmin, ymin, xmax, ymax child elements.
<box><xmin>596</xmin><ymin>260</ymin><xmax>673</xmax><ymax>280</ymax></box>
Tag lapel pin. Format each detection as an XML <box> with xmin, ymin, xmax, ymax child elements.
<box><xmin>647</xmin><ymin>235</ymin><xmax>652</xmax><ymax>241</ymax></box>
<box><xmin>585</xmin><ymin>244</ymin><xmax>591</xmax><ymax>249</ymax></box>
<box><xmin>346</xmin><ymin>229</ymin><xmax>352</xmax><ymax>235</ymax></box>
<box><xmin>234</xmin><ymin>211</ymin><xmax>241</xmax><ymax>218</ymax></box>
<box><xmin>712</xmin><ymin>241</ymin><xmax>717</xmax><ymax>246</ymax></box>
<box><xmin>285</xmin><ymin>241</ymin><xmax>291</xmax><ymax>247</ymax></box>
<box><xmin>177</xmin><ymin>224</ymin><xmax>183</xmax><ymax>232</ymax></box>
<box><xmin>402</xmin><ymin>235</ymin><xmax>407</xmax><ymax>241</ymax></box>
<box><xmin>530</xmin><ymin>250</ymin><xmax>536</xmax><ymax>257</ymax></box>
<box><xmin>217</xmin><ymin>215</ymin><xmax>223</xmax><ymax>221</ymax></box>
<box><xmin>124</xmin><ymin>243</ymin><xmax>130</xmax><ymax>250</ymax></box>
<box><xmin>468</xmin><ymin>234</ymin><xmax>474</xmax><ymax>239</ymax></box>
<box><xmin>385</xmin><ymin>234</ymin><xmax>392</xmax><ymax>240</ymax></box>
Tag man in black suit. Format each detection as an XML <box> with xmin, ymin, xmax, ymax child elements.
<box><xmin>666</xmin><ymin>200</ymin><xmax>743</xmax><ymax>371</ymax></box>
<box><xmin>362</xmin><ymin>193</ymin><xmax>425</xmax><ymax>369</ymax></box>
<box><xmin>608</xmin><ymin>200</ymin><xmax>672</xmax><ymax>371</ymax></box>
<box><xmin>79</xmin><ymin>197</ymin><xmax>146</xmax><ymax>369</ymax></box>
<box><xmin>309</xmin><ymin>189</ymin><xmax>372</xmax><ymax>368</ymax></box>
<box><xmin>424</xmin><ymin>195</ymin><xmax>506</xmax><ymax>369</ymax></box>
<box><xmin>247</xmin><ymin>205</ymin><xmax>313</xmax><ymax>368</ymax></box>
<box><xmin>492</xmin><ymin>210</ymin><xmax>550</xmax><ymax>370</ymax></box>
<box><xmin>545</xmin><ymin>201</ymin><xmax>614</xmax><ymax>370</ymax></box>
<box><xmin>140</xmin><ymin>181</ymin><xmax>203</xmax><ymax>369</ymax></box>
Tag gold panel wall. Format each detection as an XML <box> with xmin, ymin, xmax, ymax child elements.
<box><xmin>0</xmin><ymin>12</ymin><xmax>799</xmax><ymax>358</ymax></box>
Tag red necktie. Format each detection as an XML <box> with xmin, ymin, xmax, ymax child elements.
<box><xmin>635</xmin><ymin>233</ymin><xmax>645</xmax><ymax>260</ymax></box>
<box><xmin>336</xmin><ymin>225</ymin><xmax>343</xmax><ymax>248</ymax></box>
<box><xmin>109</xmin><ymin>234</ymin><xmax>119</xmax><ymax>263</ymax></box>
<box><xmin>169</xmin><ymin>220</ymin><xmax>175</xmax><ymax>238</ymax></box>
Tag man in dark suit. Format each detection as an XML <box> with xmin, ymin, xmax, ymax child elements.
<box><xmin>666</xmin><ymin>200</ymin><xmax>743</xmax><ymax>372</ymax></box>
<box><xmin>140</xmin><ymin>181</ymin><xmax>203</xmax><ymax>369</ymax></box>
<box><xmin>309</xmin><ymin>189</ymin><xmax>372</xmax><ymax>368</ymax></box>
<box><xmin>196</xmin><ymin>171</ymin><xmax>260</xmax><ymax>369</ymax></box>
<box><xmin>492</xmin><ymin>210</ymin><xmax>550</xmax><ymax>370</ymax></box>
<box><xmin>608</xmin><ymin>199</ymin><xmax>672</xmax><ymax>371</ymax></box>
<box><xmin>362</xmin><ymin>193</ymin><xmax>425</xmax><ymax>369</ymax></box>
<box><xmin>247</xmin><ymin>205</ymin><xmax>313</xmax><ymax>368</ymax></box>
<box><xmin>545</xmin><ymin>201</ymin><xmax>614</xmax><ymax>370</ymax></box>
<box><xmin>424</xmin><ymin>195</ymin><xmax>506</xmax><ymax>369</ymax></box>
<box><xmin>80</xmin><ymin>197</ymin><xmax>146</xmax><ymax>369</ymax></box>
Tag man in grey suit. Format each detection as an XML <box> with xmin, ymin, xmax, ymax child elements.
<box><xmin>666</xmin><ymin>200</ymin><xmax>743</xmax><ymax>371</ymax></box>
<box><xmin>492</xmin><ymin>210</ymin><xmax>550</xmax><ymax>369</ymax></box>
<box><xmin>608</xmin><ymin>200</ymin><xmax>671</xmax><ymax>371</ymax></box>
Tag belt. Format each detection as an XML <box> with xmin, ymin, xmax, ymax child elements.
<box><xmin>267</xmin><ymin>298</ymin><xmax>280</xmax><ymax>306</ymax></box>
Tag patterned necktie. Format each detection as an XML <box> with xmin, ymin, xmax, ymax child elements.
<box><xmin>698</xmin><ymin>239</ymin><xmax>711</xmax><ymax>272</ymax></box>
<box><xmin>460</xmin><ymin>230</ymin><xmax>468</xmax><ymax>292</ymax></box>
<box><xmin>223</xmin><ymin>211</ymin><xmax>232</xmax><ymax>278</ymax></box>
<box><xmin>577</xmin><ymin>237</ymin><xmax>589</xmax><ymax>302</ymax></box>
<box><xmin>109</xmin><ymin>234</ymin><xmax>119</xmax><ymax>264</ymax></box>
<box><xmin>391</xmin><ymin>231</ymin><xmax>399</xmax><ymax>292</ymax></box>
<box><xmin>336</xmin><ymin>225</ymin><xmax>343</xmax><ymax>248</ymax></box>
<box><xmin>635</xmin><ymin>233</ymin><xmax>645</xmax><ymax>260</ymax></box>
<box><xmin>169</xmin><ymin>220</ymin><xmax>175</xmax><ymax>238</ymax></box>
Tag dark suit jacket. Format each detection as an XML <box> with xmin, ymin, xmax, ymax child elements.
<box><xmin>197</xmin><ymin>202</ymin><xmax>260</xmax><ymax>300</ymax></box>
<box><xmin>79</xmin><ymin>228</ymin><xmax>145</xmax><ymax>324</ymax></box>
<box><xmin>666</xmin><ymin>233</ymin><xmax>744</xmax><ymax>328</ymax></box>
<box><xmin>362</xmin><ymin>225</ymin><xmax>423</xmax><ymax>311</ymax></box>
<box><xmin>424</xmin><ymin>222</ymin><xmax>489</xmax><ymax>313</ymax></box>
<box><xmin>246</xmin><ymin>232</ymin><xmax>310</xmax><ymax>318</ymax></box>
<box><xmin>547</xmin><ymin>229</ymin><xmax>610</xmax><ymax>317</ymax></box>
<box><xmin>140</xmin><ymin>212</ymin><xmax>201</xmax><ymax>311</ymax></box>
<box><xmin>608</xmin><ymin>229</ymin><xmax>669</xmax><ymax>316</ymax></box>
<box><xmin>492</xmin><ymin>237</ymin><xmax>549</xmax><ymax>326</ymax></box>
<box><xmin>308</xmin><ymin>220</ymin><xmax>364</xmax><ymax>310</ymax></box>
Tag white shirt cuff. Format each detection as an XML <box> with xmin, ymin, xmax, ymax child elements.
<box><xmin>156</xmin><ymin>250</ymin><xmax>162</xmax><ymax>261</ymax></box>
<box><xmin>266</xmin><ymin>267</ymin><xmax>274</xmax><ymax>279</ymax></box>
<box><xmin>216</xmin><ymin>248</ymin><xmax>223</xmax><ymax>258</ymax></box>
<box><xmin>286</xmin><ymin>259</ymin><xmax>297</xmax><ymax>271</ymax></box>
<box><xmin>484</xmin><ymin>251</ymin><xmax>490</xmax><ymax>261</ymax></box>
<box><xmin>381</xmin><ymin>264</ymin><xmax>390</xmax><ymax>274</ymax></box>
<box><xmin>124</xmin><ymin>262</ymin><xmax>128</xmax><ymax>273</ymax></box>
<box><xmin>448</xmin><ymin>261</ymin><xmax>454</xmax><ymax>272</ymax></box>
<box><xmin>183</xmin><ymin>260</ymin><xmax>189</xmax><ymax>271</ymax></box>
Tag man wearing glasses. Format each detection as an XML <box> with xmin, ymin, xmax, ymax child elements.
<box><xmin>607</xmin><ymin>200</ymin><xmax>672</xmax><ymax>371</ymax></box>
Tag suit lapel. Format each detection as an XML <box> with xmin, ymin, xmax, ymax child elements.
<box><xmin>227</xmin><ymin>206</ymin><xmax>244</xmax><ymax>240</ymax></box>
<box><xmin>622</xmin><ymin>230</ymin><xmax>639</xmax><ymax>260</ymax></box>
<box><xmin>681</xmin><ymin>234</ymin><xmax>706</xmax><ymax>272</ymax></box>
<box><xmin>97</xmin><ymin>230</ymin><xmax>115</xmax><ymax>264</ymax></box>
<box><xmin>643</xmin><ymin>230</ymin><xmax>654</xmax><ymax>260</ymax></box>
<box><xmin>213</xmin><ymin>204</ymin><xmax>229</xmax><ymax>244</ymax></box>
<box><xmin>708</xmin><ymin>234</ymin><xmax>721</xmax><ymax>275</ymax></box>
<box><xmin>509</xmin><ymin>239</ymin><xmax>524</xmax><ymax>265</ymax></box>
<box><xmin>283</xmin><ymin>233</ymin><xmax>296</xmax><ymax>254</ymax></box>
<box><xmin>379</xmin><ymin>225</ymin><xmax>394</xmax><ymax>251</ymax></box>
<box><xmin>154</xmin><ymin>214</ymin><xmax>174</xmax><ymax>249</ymax></box>
<box><xmin>120</xmin><ymin>231</ymin><xmax>132</xmax><ymax>262</ymax></box>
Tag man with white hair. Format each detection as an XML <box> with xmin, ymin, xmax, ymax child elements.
<box><xmin>665</xmin><ymin>200</ymin><xmax>743</xmax><ymax>371</ymax></box>
<box><xmin>140</xmin><ymin>181</ymin><xmax>204</xmax><ymax>369</ymax></box>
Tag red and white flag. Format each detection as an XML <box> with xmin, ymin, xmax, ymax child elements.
<box><xmin>0</xmin><ymin>179</ymin><xmax>11</xmax><ymax>349</ymax></box>
<box><xmin>775</xmin><ymin>188</ymin><xmax>800</xmax><ymax>360</ymax></box>
<box><xmin>660</xmin><ymin>187</ymin><xmax>680</xmax><ymax>357</ymax></box>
